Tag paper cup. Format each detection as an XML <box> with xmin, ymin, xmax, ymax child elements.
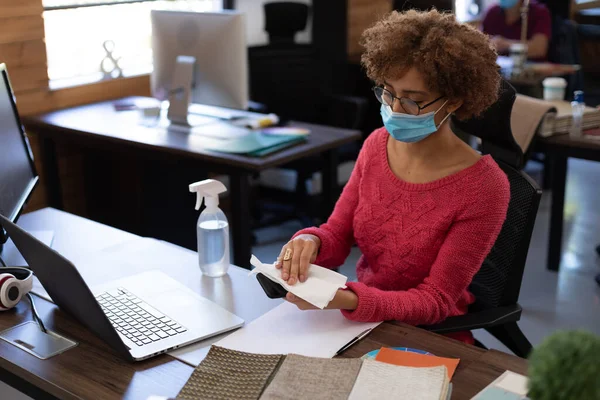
<box><xmin>542</xmin><ymin>77</ymin><xmax>567</xmax><ymax>101</ymax></box>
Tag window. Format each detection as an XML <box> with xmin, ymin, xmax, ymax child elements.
<box><xmin>43</xmin><ymin>0</ymin><xmax>222</xmax><ymax>89</ymax></box>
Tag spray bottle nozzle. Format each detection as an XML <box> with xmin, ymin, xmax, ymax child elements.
<box><xmin>189</xmin><ymin>179</ymin><xmax>227</xmax><ymax>210</ymax></box>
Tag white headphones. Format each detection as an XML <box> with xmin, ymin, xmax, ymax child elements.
<box><xmin>0</xmin><ymin>267</ymin><xmax>33</xmax><ymax>311</ymax></box>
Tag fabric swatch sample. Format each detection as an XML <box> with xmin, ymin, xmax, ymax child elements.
<box><xmin>178</xmin><ymin>346</ymin><xmax>284</xmax><ymax>400</ymax></box>
<box><xmin>260</xmin><ymin>354</ymin><xmax>362</xmax><ymax>400</ymax></box>
<box><xmin>348</xmin><ymin>360</ymin><xmax>449</xmax><ymax>400</ymax></box>
<box><xmin>375</xmin><ymin>347</ymin><xmax>460</xmax><ymax>379</ymax></box>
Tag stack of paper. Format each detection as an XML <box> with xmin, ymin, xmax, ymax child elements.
<box><xmin>539</xmin><ymin>100</ymin><xmax>600</xmax><ymax>136</ymax></box>
<box><xmin>250</xmin><ymin>255</ymin><xmax>347</xmax><ymax>309</ymax></box>
<box><xmin>216</xmin><ymin>302</ymin><xmax>380</xmax><ymax>358</ymax></box>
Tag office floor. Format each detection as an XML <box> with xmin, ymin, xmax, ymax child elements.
<box><xmin>252</xmin><ymin>158</ymin><xmax>600</xmax><ymax>355</ymax></box>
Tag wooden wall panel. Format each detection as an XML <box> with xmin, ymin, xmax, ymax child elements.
<box><xmin>0</xmin><ymin>40</ymin><xmax>47</xmax><ymax>68</ymax></box>
<box><xmin>16</xmin><ymin>74</ymin><xmax>151</xmax><ymax>116</ymax></box>
<box><xmin>347</xmin><ymin>0</ymin><xmax>392</xmax><ymax>59</ymax></box>
<box><xmin>0</xmin><ymin>0</ymin><xmax>44</xmax><ymax>18</ymax></box>
<box><xmin>0</xmin><ymin>0</ymin><xmax>155</xmax><ymax>214</ymax></box>
<box><xmin>0</xmin><ymin>16</ymin><xmax>45</xmax><ymax>44</ymax></box>
<box><xmin>7</xmin><ymin>64</ymin><xmax>48</xmax><ymax>92</ymax></box>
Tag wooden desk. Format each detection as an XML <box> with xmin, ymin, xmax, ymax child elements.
<box><xmin>536</xmin><ymin>134</ymin><xmax>600</xmax><ymax>271</ymax></box>
<box><xmin>0</xmin><ymin>209</ymin><xmax>528</xmax><ymax>400</ymax></box>
<box><xmin>497</xmin><ymin>56</ymin><xmax>580</xmax><ymax>98</ymax></box>
<box><xmin>22</xmin><ymin>97</ymin><xmax>362</xmax><ymax>267</ymax></box>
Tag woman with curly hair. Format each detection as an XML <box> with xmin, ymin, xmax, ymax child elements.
<box><xmin>276</xmin><ymin>9</ymin><xmax>510</xmax><ymax>343</ymax></box>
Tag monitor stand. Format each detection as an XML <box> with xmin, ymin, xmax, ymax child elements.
<box><xmin>167</xmin><ymin>55</ymin><xmax>196</xmax><ymax>128</ymax></box>
<box><xmin>0</xmin><ymin>231</ymin><xmax>55</xmax><ymax>268</ymax></box>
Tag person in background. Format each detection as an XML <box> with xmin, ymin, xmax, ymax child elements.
<box><xmin>482</xmin><ymin>0</ymin><xmax>552</xmax><ymax>61</ymax></box>
<box><xmin>275</xmin><ymin>10</ymin><xmax>510</xmax><ymax>344</ymax></box>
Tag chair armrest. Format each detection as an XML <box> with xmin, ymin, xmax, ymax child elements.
<box><xmin>414</xmin><ymin>304</ymin><xmax>523</xmax><ymax>334</ymax></box>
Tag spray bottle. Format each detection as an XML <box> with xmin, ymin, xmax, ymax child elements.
<box><xmin>189</xmin><ymin>179</ymin><xmax>230</xmax><ymax>277</ymax></box>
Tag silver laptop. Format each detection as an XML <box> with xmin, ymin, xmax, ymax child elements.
<box><xmin>0</xmin><ymin>214</ymin><xmax>244</xmax><ymax>361</ymax></box>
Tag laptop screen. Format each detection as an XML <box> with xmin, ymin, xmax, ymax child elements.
<box><xmin>0</xmin><ymin>67</ymin><xmax>37</xmax><ymax>224</ymax></box>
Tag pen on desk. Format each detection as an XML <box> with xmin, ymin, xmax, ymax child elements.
<box><xmin>335</xmin><ymin>328</ymin><xmax>374</xmax><ymax>356</ymax></box>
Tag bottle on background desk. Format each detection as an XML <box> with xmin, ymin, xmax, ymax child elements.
<box><xmin>189</xmin><ymin>179</ymin><xmax>230</xmax><ymax>277</ymax></box>
<box><xmin>570</xmin><ymin>90</ymin><xmax>585</xmax><ymax>139</ymax></box>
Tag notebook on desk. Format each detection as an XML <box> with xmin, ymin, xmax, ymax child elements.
<box><xmin>202</xmin><ymin>130</ymin><xmax>307</xmax><ymax>156</ymax></box>
<box><xmin>471</xmin><ymin>370</ymin><xmax>529</xmax><ymax>400</ymax></box>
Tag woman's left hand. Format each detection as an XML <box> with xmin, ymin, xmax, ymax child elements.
<box><xmin>286</xmin><ymin>289</ymin><xmax>359</xmax><ymax>311</ymax></box>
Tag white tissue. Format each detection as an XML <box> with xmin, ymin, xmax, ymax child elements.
<box><xmin>249</xmin><ymin>255</ymin><xmax>347</xmax><ymax>309</ymax></box>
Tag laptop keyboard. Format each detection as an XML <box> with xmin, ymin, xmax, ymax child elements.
<box><xmin>95</xmin><ymin>288</ymin><xmax>187</xmax><ymax>347</ymax></box>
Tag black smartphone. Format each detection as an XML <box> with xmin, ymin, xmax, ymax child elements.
<box><xmin>256</xmin><ymin>273</ymin><xmax>288</xmax><ymax>299</ymax></box>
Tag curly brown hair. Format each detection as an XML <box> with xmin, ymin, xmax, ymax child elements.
<box><xmin>361</xmin><ymin>9</ymin><xmax>500</xmax><ymax>120</ymax></box>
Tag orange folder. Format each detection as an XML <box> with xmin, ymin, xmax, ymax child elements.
<box><xmin>375</xmin><ymin>347</ymin><xmax>460</xmax><ymax>380</ymax></box>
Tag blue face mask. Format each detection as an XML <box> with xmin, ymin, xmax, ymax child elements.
<box><xmin>499</xmin><ymin>0</ymin><xmax>519</xmax><ymax>9</ymax></box>
<box><xmin>380</xmin><ymin>101</ymin><xmax>450</xmax><ymax>143</ymax></box>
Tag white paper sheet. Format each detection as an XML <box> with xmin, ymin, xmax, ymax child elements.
<box><xmin>250</xmin><ymin>255</ymin><xmax>347</xmax><ymax>309</ymax></box>
<box><xmin>215</xmin><ymin>302</ymin><xmax>380</xmax><ymax>358</ymax></box>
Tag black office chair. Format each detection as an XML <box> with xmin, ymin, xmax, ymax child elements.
<box><xmin>419</xmin><ymin>79</ymin><xmax>542</xmax><ymax>358</ymax></box>
<box><xmin>249</xmin><ymin>1</ymin><xmax>369</xmax><ymax>229</ymax></box>
<box><xmin>264</xmin><ymin>2</ymin><xmax>310</xmax><ymax>45</ymax></box>
<box><xmin>392</xmin><ymin>0</ymin><xmax>453</xmax><ymax>12</ymax></box>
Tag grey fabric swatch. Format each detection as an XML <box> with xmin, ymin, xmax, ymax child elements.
<box><xmin>260</xmin><ymin>354</ymin><xmax>362</xmax><ymax>400</ymax></box>
<box><xmin>178</xmin><ymin>346</ymin><xmax>284</xmax><ymax>400</ymax></box>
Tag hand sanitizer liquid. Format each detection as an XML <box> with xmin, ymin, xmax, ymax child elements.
<box><xmin>198</xmin><ymin>219</ymin><xmax>230</xmax><ymax>277</ymax></box>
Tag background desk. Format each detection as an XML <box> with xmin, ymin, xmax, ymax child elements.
<box><xmin>536</xmin><ymin>134</ymin><xmax>600</xmax><ymax>271</ymax></box>
<box><xmin>0</xmin><ymin>208</ymin><xmax>528</xmax><ymax>400</ymax></box>
<box><xmin>23</xmin><ymin>97</ymin><xmax>362</xmax><ymax>267</ymax></box>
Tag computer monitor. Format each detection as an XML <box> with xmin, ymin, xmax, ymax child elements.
<box><xmin>0</xmin><ymin>64</ymin><xmax>39</xmax><ymax>253</ymax></box>
<box><xmin>151</xmin><ymin>10</ymin><xmax>248</xmax><ymax>112</ymax></box>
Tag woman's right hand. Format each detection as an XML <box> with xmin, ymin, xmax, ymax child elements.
<box><xmin>275</xmin><ymin>234</ymin><xmax>321</xmax><ymax>285</ymax></box>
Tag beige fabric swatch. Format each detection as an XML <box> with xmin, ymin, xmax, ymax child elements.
<box><xmin>511</xmin><ymin>95</ymin><xmax>555</xmax><ymax>151</ymax></box>
<box><xmin>260</xmin><ymin>354</ymin><xmax>362</xmax><ymax>400</ymax></box>
<box><xmin>348</xmin><ymin>360</ymin><xmax>449</xmax><ymax>400</ymax></box>
<box><xmin>178</xmin><ymin>346</ymin><xmax>284</xmax><ymax>400</ymax></box>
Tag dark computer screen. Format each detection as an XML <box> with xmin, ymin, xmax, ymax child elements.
<box><xmin>0</xmin><ymin>66</ymin><xmax>38</xmax><ymax>242</ymax></box>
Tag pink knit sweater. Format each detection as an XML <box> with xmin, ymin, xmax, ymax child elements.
<box><xmin>295</xmin><ymin>128</ymin><xmax>510</xmax><ymax>342</ymax></box>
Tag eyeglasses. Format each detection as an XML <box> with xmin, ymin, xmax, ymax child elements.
<box><xmin>372</xmin><ymin>86</ymin><xmax>444</xmax><ymax>116</ymax></box>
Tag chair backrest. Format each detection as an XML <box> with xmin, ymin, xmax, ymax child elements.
<box><xmin>264</xmin><ymin>2</ymin><xmax>310</xmax><ymax>45</ymax></box>
<box><xmin>469</xmin><ymin>162</ymin><xmax>542</xmax><ymax>310</ymax></box>
<box><xmin>392</xmin><ymin>0</ymin><xmax>453</xmax><ymax>12</ymax></box>
<box><xmin>450</xmin><ymin>77</ymin><xmax>542</xmax><ymax>310</ymax></box>
<box><xmin>320</xmin><ymin>95</ymin><xmax>369</xmax><ymax>131</ymax></box>
<box><xmin>247</xmin><ymin>46</ymin><xmax>331</xmax><ymax>122</ymax></box>
<box><xmin>451</xmin><ymin>79</ymin><xmax>525</xmax><ymax>169</ymax></box>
